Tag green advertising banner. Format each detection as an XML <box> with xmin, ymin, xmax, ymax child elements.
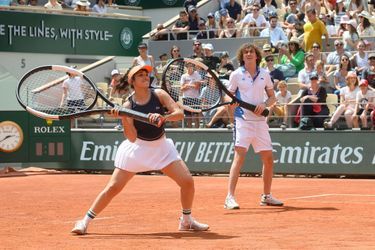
<box><xmin>46</xmin><ymin>130</ymin><xmax>375</xmax><ymax>176</ymax></box>
<box><xmin>117</xmin><ymin>0</ymin><xmax>185</xmax><ymax>9</ymax></box>
<box><xmin>0</xmin><ymin>11</ymin><xmax>151</xmax><ymax>56</ymax></box>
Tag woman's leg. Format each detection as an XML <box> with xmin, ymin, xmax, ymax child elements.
<box><xmin>344</xmin><ymin>108</ymin><xmax>355</xmax><ymax>128</ymax></box>
<box><xmin>161</xmin><ymin>160</ymin><xmax>209</xmax><ymax>231</ymax></box>
<box><xmin>71</xmin><ymin>168</ymin><xmax>135</xmax><ymax>234</ymax></box>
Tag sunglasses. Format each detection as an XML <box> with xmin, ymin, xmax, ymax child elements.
<box><xmin>335</xmin><ymin>43</ymin><xmax>343</xmax><ymax>46</ymax></box>
<box><xmin>312</xmin><ymin>46</ymin><xmax>320</xmax><ymax>49</ymax></box>
<box><xmin>266</xmin><ymin>58</ymin><xmax>274</xmax><ymax>62</ymax></box>
<box><xmin>341</xmin><ymin>58</ymin><xmax>349</xmax><ymax>61</ymax></box>
<box><xmin>252</xmin><ymin>8</ymin><xmax>259</xmax><ymax>11</ymax></box>
<box><xmin>289</xmin><ymin>2</ymin><xmax>296</xmax><ymax>5</ymax></box>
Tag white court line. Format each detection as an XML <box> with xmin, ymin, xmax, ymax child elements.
<box><xmin>284</xmin><ymin>194</ymin><xmax>375</xmax><ymax>201</ymax></box>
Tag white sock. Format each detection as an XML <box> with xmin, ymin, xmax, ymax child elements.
<box><xmin>82</xmin><ymin>209</ymin><xmax>96</xmax><ymax>225</ymax></box>
<box><xmin>182</xmin><ymin>209</ymin><xmax>192</xmax><ymax>223</ymax></box>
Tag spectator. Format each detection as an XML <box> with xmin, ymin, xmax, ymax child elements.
<box><xmin>202</xmin><ymin>43</ymin><xmax>220</xmax><ymax>70</ymax></box>
<box><xmin>324</xmin><ymin>71</ymin><xmax>359</xmax><ymax>129</ymax></box>
<box><xmin>242</xmin><ymin>0</ymin><xmax>261</xmax><ymax>14</ymax></box>
<box><xmin>16</xmin><ymin>0</ymin><xmax>27</xmax><ymax>5</ymax></box>
<box><xmin>260</xmin><ymin>43</ymin><xmax>277</xmax><ymax>68</ymax></box>
<box><xmin>216</xmin><ymin>8</ymin><xmax>230</xmax><ymax>36</ymax></box>
<box><xmin>283</xmin><ymin>0</ymin><xmax>305</xmax><ymax>39</ymax></box>
<box><xmin>342</xmin><ymin>19</ymin><xmax>359</xmax><ymax>52</ymax></box>
<box><xmin>301</xmin><ymin>0</ymin><xmax>320</xmax><ymax>16</ymax></box>
<box><xmin>44</xmin><ymin>0</ymin><xmax>63</xmax><ymax>9</ymax></box>
<box><xmin>361</xmin><ymin>52</ymin><xmax>375</xmax><ymax>89</ymax></box>
<box><xmin>190</xmin><ymin>40</ymin><xmax>204</xmax><ymax>59</ymax></box>
<box><xmin>219</xmin><ymin>17</ymin><xmax>240</xmax><ymax>38</ymax></box>
<box><xmin>172</xmin><ymin>10</ymin><xmax>190</xmax><ymax>40</ymax></box>
<box><xmin>334</xmin><ymin>54</ymin><xmax>353</xmax><ymax>97</ymax></box>
<box><xmin>206</xmin><ymin>12</ymin><xmax>218</xmax><ymax>36</ymax></box>
<box><xmin>109</xmin><ymin>69</ymin><xmax>121</xmax><ymax>91</ymax></box>
<box><xmin>224</xmin><ymin>0</ymin><xmax>242</xmax><ymax>23</ymax></box>
<box><xmin>260</xmin><ymin>12</ymin><xmax>288</xmax><ymax>49</ymax></box>
<box><xmin>156</xmin><ymin>53</ymin><xmax>169</xmax><ymax>79</ymax></box>
<box><xmin>169</xmin><ymin>45</ymin><xmax>181</xmax><ymax>63</ymax></box>
<box><xmin>276</xmin><ymin>36</ymin><xmax>305</xmax><ymax>77</ymax></box>
<box><xmin>298</xmin><ymin>53</ymin><xmax>316</xmax><ymax>91</ymax></box>
<box><xmin>357</xmin><ymin>11</ymin><xmax>375</xmax><ymax>37</ymax></box>
<box><xmin>350</xmin><ymin>40</ymin><xmax>369</xmax><ymax>75</ymax></box>
<box><xmin>310</xmin><ymin>42</ymin><xmax>326</xmax><ymax>65</ymax></box>
<box><xmin>180</xmin><ymin>62</ymin><xmax>202</xmax><ymax>128</ymax></box>
<box><xmin>196</xmin><ymin>20</ymin><xmax>215</xmax><ymax>39</ymax></box>
<box><xmin>303</xmin><ymin>8</ymin><xmax>329</xmax><ymax>53</ymax></box>
<box><xmin>353</xmin><ymin>79</ymin><xmax>375</xmax><ymax>128</ymax></box>
<box><xmin>217</xmin><ymin>51</ymin><xmax>235</xmax><ymax>80</ymax></box>
<box><xmin>347</xmin><ymin>0</ymin><xmax>364</xmax><ymax>18</ymax></box>
<box><xmin>187</xmin><ymin>5</ymin><xmax>204</xmax><ymax>36</ymax></box>
<box><xmin>28</xmin><ymin>0</ymin><xmax>37</xmax><ymax>6</ymax></box>
<box><xmin>336</xmin><ymin>15</ymin><xmax>349</xmax><ymax>37</ymax></box>
<box><xmin>241</xmin><ymin>4</ymin><xmax>267</xmax><ymax>30</ymax></box>
<box><xmin>264</xmin><ymin>54</ymin><xmax>285</xmax><ymax>89</ymax></box>
<box><xmin>326</xmin><ymin>40</ymin><xmax>351</xmax><ymax>74</ymax></box>
<box><xmin>92</xmin><ymin>0</ymin><xmax>107</xmax><ymax>13</ymax></box>
<box><xmin>151</xmin><ymin>23</ymin><xmax>173</xmax><ymax>41</ymax></box>
<box><xmin>315</xmin><ymin>60</ymin><xmax>333</xmax><ymax>93</ymax></box>
<box><xmin>242</xmin><ymin>20</ymin><xmax>260</xmax><ymax>37</ymax></box>
<box><xmin>183</xmin><ymin>0</ymin><xmax>197</xmax><ymax>13</ymax></box>
<box><xmin>132</xmin><ymin>42</ymin><xmax>158</xmax><ymax>87</ymax></box>
<box><xmin>261</xmin><ymin>0</ymin><xmax>277</xmax><ymax>21</ymax></box>
<box><xmin>268</xmin><ymin>80</ymin><xmax>292</xmax><ymax>126</ymax></box>
<box><xmin>299</xmin><ymin>72</ymin><xmax>329</xmax><ymax>128</ymax></box>
<box><xmin>74</xmin><ymin>0</ymin><xmax>90</xmax><ymax>11</ymax></box>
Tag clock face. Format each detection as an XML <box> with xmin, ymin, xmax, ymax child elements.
<box><xmin>0</xmin><ymin>121</ymin><xmax>24</xmax><ymax>153</ymax></box>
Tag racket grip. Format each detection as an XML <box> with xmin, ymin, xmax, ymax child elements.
<box><xmin>261</xmin><ymin>108</ymin><xmax>269</xmax><ymax>117</ymax></box>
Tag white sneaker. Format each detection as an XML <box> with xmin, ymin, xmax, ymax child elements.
<box><xmin>260</xmin><ymin>194</ymin><xmax>284</xmax><ymax>206</ymax></box>
<box><xmin>224</xmin><ymin>195</ymin><xmax>240</xmax><ymax>209</ymax></box>
<box><xmin>178</xmin><ymin>217</ymin><xmax>209</xmax><ymax>231</ymax></box>
<box><xmin>71</xmin><ymin>220</ymin><xmax>87</xmax><ymax>235</ymax></box>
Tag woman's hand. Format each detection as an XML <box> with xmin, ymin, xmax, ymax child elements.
<box><xmin>148</xmin><ymin>113</ymin><xmax>165</xmax><ymax>127</ymax></box>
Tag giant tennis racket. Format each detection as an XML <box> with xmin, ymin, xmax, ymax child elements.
<box><xmin>16</xmin><ymin>65</ymin><xmax>160</xmax><ymax>126</ymax></box>
<box><xmin>161</xmin><ymin>58</ymin><xmax>269</xmax><ymax>116</ymax></box>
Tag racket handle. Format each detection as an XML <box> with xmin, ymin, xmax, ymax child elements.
<box><xmin>261</xmin><ymin>108</ymin><xmax>269</xmax><ymax>117</ymax></box>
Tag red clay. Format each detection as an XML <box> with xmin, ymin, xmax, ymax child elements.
<box><xmin>1</xmin><ymin>174</ymin><xmax>374</xmax><ymax>249</ymax></box>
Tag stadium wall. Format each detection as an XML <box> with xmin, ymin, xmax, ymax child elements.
<box><xmin>1</xmin><ymin>112</ymin><xmax>374</xmax><ymax>176</ymax></box>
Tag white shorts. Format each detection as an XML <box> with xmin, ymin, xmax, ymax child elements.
<box><xmin>233</xmin><ymin>117</ymin><xmax>272</xmax><ymax>153</ymax></box>
<box><xmin>114</xmin><ymin>136</ymin><xmax>181</xmax><ymax>173</ymax></box>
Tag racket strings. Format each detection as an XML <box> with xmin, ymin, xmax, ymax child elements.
<box><xmin>163</xmin><ymin>60</ymin><xmax>221</xmax><ymax>111</ymax></box>
<box><xmin>19</xmin><ymin>69</ymin><xmax>96</xmax><ymax>116</ymax></box>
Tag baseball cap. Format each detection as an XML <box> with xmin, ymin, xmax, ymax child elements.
<box><xmin>347</xmin><ymin>19</ymin><xmax>357</xmax><ymax>29</ymax></box>
<box><xmin>188</xmin><ymin>5</ymin><xmax>196</xmax><ymax>12</ymax></box>
<box><xmin>202</xmin><ymin>43</ymin><xmax>214</xmax><ymax>50</ymax></box>
<box><xmin>138</xmin><ymin>42</ymin><xmax>148</xmax><ymax>49</ymax></box>
<box><xmin>198</xmin><ymin>20</ymin><xmax>205</xmax><ymax>26</ymax></box>
<box><xmin>219</xmin><ymin>8</ymin><xmax>228</xmax><ymax>16</ymax></box>
<box><xmin>207</xmin><ymin>12</ymin><xmax>214</xmax><ymax>18</ymax></box>
<box><xmin>369</xmin><ymin>52</ymin><xmax>375</xmax><ymax>59</ymax></box>
<box><xmin>111</xmin><ymin>69</ymin><xmax>120</xmax><ymax>76</ymax></box>
<box><xmin>128</xmin><ymin>65</ymin><xmax>152</xmax><ymax>80</ymax></box>
<box><xmin>309</xmin><ymin>72</ymin><xmax>319</xmax><ymax>80</ymax></box>
<box><xmin>263</xmin><ymin>44</ymin><xmax>272</xmax><ymax>51</ymax></box>
<box><xmin>359</xmin><ymin>79</ymin><xmax>369</xmax><ymax>87</ymax></box>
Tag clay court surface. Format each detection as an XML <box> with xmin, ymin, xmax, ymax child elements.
<box><xmin>1</xmin><ymin>170</ymin><xmax>375</xmax><ymax>249</ymax></box>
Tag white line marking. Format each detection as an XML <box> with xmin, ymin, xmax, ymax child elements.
<box><xmin>284</xmin><ymin>194</ymin><xmax>375</xmax><ymax>201</ymax></box>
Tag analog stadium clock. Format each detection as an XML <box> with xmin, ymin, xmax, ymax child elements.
<box><xmin>0</xmin><ymin>121</ymin><xmax>24</xmax><ymax>153</ymax></box>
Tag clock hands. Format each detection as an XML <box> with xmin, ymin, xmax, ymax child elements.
<box><xmin>0</xmin><ymin>135</ymin><xmax>14</xmax><ymax>143</ymax></box>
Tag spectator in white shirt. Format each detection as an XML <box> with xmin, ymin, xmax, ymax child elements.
<box><xmin>260</xmin><ymin>12</ymin><xmax>288</xmax><ymax>49</ymax></box>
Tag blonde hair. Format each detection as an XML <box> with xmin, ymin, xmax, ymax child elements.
<box><xmin>278</xmin><ymin>80</ymin><xmax>287</xmax><ymax>89</ymax></box>
<box><xmin>315</xmin><ymin>60</ymin><xmax>324</xmax><ymax>68</ymax></box>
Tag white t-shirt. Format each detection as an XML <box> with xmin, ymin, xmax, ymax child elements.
<box><xmin>340</xmin><ymin>86</ymin><xmax>359</xmax><ymax>108</ymax></box>
<box><xmin>228</xmin><ymin>67</ymin><xmax>273</xmax><ymax>121</ymax></box>
<box><xmin>242</xmin><ymin>13</ymin><xmax>268</xmax><ymax>27</ymax></box>
<box><xmin>276</xmin><ymin>90</ymin><xmax>292</xmax><ymax>105</ymax></box>
<box><xmin>180</xmin><ymin>71</ymin><xmax>201</xmax><ymax>98</ymax></box>
<box><xmin>62</xmin><ymin>76</ymin><xmax>85</xmax><ymax>100</ymax></box>
<box><xmin>356</xmin><ymin>89</ymin><xmax>375</xmax><ymax>109</ymax></box>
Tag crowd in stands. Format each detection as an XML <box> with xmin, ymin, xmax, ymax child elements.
<box><xmin>146</xmin><ymin>0</ymin><xmax>375</xmax><ymax>130</ymax></box>
<box><xmin>0</xmin><ymin>0</ymin><xmax>117</xmax><ymax>13</ymax></box>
